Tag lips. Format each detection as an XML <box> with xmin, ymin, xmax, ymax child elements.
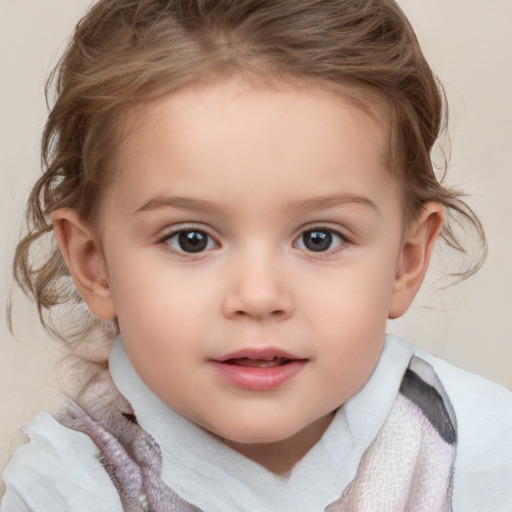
<box><xmin>210</xmin><ymin>348</ymin><xmax>307</xmax><ymax>391</ymax></box>
<box><xmin>225</xmin><ymin>356</ymin><xmax>292</xmax><ymax>368</ymax></box>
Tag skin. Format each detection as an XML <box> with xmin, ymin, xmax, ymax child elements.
<box><xmin>53</xmin><ymin>79</ymin><xmax>443</xmax><ymax>473</ymax></box>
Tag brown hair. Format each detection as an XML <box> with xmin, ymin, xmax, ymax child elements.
<box><xmin>13</xmin><ymin>0</ymin><xmax>486</xmax><ymax>343</ymax></box>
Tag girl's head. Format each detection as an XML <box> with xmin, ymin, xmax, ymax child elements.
<box><xmin>14</xmin><ymin>1</ymin><xmax>484</xmax><ymax>381</ymax></box>
<box><xmin>12</xmin><ymin>0</ymin><xmax>487</xmax><ymax>470</ymax></box>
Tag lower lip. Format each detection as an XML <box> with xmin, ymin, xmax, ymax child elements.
<box><xmin>209</xmin><ymin>360</ymin><xmax>306</xmax><ymax>391</ymax></box>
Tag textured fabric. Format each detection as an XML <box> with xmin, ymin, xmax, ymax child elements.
<box><xmin>327</xmin><ymin>359</ymin><xmax>456</xmax><ymax>511</ymax></box>
<box><xmin>2</xmin><ymin>335</ymin><xmax>512</xmax><ymax>512</ymax></box>
<box><xmin>57</xmin><ymin>356</ymin><xmax>457</xmax><ymax>512</ymax></box>
<box><xmin>58</xmin><ymin>381</ymin><xmax>199</xmax><ymax>512</ymax></box>
<box><xmin>1</xmin><ymin>413</ymin><xmax>122</xmax><ymax>512</ymax></box>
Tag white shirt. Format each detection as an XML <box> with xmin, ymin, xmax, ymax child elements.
<box><xmin>2</xmin><ymin>335</ymin><xmax>512</xmax><ymax>511</ymax></box>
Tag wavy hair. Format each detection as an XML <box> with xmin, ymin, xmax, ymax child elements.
<box><xmin>12</xmin><ymin>0</ymin><xmax>486</xmax><ymax>343</ymax></box>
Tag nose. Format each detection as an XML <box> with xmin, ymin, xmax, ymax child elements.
<box><xmin>222</xmin><ymin>252</ymin><xmax>294</xmax><ymax>321</ymax></box>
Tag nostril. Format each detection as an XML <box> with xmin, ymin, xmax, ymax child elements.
<box><xmin>222</xmin><ymin>284</ymin><xmax>293</xmax><ymax>320</ymax></box>
<box><xmin>232</xmin><ymin>308</ymin><xmax>286</xmax><ymax>319</ymax></box>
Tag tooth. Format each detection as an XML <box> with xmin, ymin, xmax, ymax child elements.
<box><xmin>227</xmin><ymin>357</ymin><xmax>286</xmax><ymax>367</ymax></box>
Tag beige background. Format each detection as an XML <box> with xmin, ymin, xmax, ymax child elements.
<box><xmin>1</xmin><ymin>0</ymin><xmax>511</xmax><ymax>471</ymax></box>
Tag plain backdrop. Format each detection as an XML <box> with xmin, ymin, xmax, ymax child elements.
<box><xmin>1</xmin><ymin>0</ymin><xmax>511</xmax><ymax>470</ymax></box>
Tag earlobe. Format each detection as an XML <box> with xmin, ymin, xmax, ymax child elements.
<box><xmin>51</xmin><ymin>208</ymin><xmax>117</xmax><ymax>320</ymax></box>
<box><xmin>388</xmin><ymin>202</ymin><xmax>444</xmax><ymax>319</ymax></box>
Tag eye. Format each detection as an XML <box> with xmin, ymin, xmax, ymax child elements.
<box><xmin>294</xmin><ymin>228</ymin><xmax>345</xmax><ymax>253</ymax></box>
<box><xmin>164</xmin><ymin>229</ymin><xmax>218</xmax><ymax>254</ymax></box>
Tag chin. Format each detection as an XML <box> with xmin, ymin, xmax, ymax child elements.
<box><xmin>209</xmin><ymin>414</ymin><xmax>315</xmax><ymax>447</ymax></box>
<box><xmin>228</xmin><ymin>429</ymin><xmax>294</xmax><ymax>445</ymax></box>
<box><xmin>199</xmin><ymin>414</ymin><xmax>292</xmax><ymax>442</ymax></box>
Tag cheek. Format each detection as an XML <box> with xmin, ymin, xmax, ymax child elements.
<box><xmin>304</xmin><ymin>254</ymin><xmax>397</xmax><ymax>326</ymax></box>
<box><xmin>107</xmin><ymin>253</ymin><xmax>220</xmax><ymax>350</ymax></box>
<box><xmin>300</xmin><ymin>251</ymin><xmax>399</xmax><ymax>380</ymax></box>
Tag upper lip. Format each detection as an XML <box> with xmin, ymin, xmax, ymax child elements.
<box><xmin>213</xmin><ymin>347</ymin><xmax>304</xmax><ymax>362</ymax></box>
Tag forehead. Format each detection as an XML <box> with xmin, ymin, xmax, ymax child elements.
<box><xmin>106</xmin><ymin>78</ymin><xmax>398</xmax><ymax>218</ymax></box>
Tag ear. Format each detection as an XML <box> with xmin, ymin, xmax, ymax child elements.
<box><xmin>52</xmin><ymin>208</ymin><xmax>117</xmax><ymax>320</ymax></box>
<box><xmin>388</xmin><ymin>202</ymin><xmax>444</xmax><ymax>319</ymax></box>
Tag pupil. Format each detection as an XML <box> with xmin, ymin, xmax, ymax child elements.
<box><xmin>304</xmin><ymin>230</ymin><xmax>332</xmax><ymax>252</ymax></box>
<box><xmin>178</xmin><ymin>231</ymin><xmax>208</xmax><ymax>253</ymax></box>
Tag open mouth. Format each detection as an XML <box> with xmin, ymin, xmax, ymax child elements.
<box><xmin>210</xmin><ymin>349</ymin><xmax>306</xmax><ymax>390</ymax></box>
<box><xmin>224</xmin><ymin>357</ymin><xmax>293</xmax><ymax>368</ymax></box>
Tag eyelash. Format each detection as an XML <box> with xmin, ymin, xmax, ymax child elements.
<box><xmin>157</xmin><ymin>226</ymin><xmax>219</xmax><ymax>257</ymax></box>
<box><xmin>293</xmin><ymin>226</ymin><xmax>347</xmax><ymax>257</ymax></box>
<box><xmin>156</xmin><ymin>225</ymin><xmax>348</xmax><ymax>257</ymax></box>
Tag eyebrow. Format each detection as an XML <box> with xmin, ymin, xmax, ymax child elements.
<box><xmin>135</xmin><ymin>196</ymin><xmax>224</xmax><ymax>215</ymax></box>
<box><xmin>135</xmin><ymin>193</ymin><xmax>379</xmax><ymax>215</ymax></box>
<box><xmin>285</xmin><ymin>194</ymin><xmax>380</xmax><ymax>215</ymax></box>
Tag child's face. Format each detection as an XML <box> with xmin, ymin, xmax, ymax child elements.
<box><xmin>69</xmin><ymin>79</ymin><xmax>430</xmax><ymax>469</ymax></box>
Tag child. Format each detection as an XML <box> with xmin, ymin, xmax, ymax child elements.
<box><xmin>2</xmin><ymin>0</ymin><xmax>511</xmax><ymax>510</ymax></box>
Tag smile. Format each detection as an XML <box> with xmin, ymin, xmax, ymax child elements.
<box><xmin>210</xmin><ymin>348</ymin><xmax>307</xmax><ymax>391</ymax></box>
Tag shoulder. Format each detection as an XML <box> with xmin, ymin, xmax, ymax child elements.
<box><xmin>413</xmin><ymin>345</ymin><xmax>512</xmax><ymax>511</ymax></box>
<box><xmin>415</xmin><ymin>345</ymin><xmax>512</xmax><ymax>431</ymax></box>
<box><xmin>1</xmin><ymin>412</ymin><xmax>121</xmax><ymax>512</ymax></box>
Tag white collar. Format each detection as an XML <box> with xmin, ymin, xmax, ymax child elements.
<box><xmin>109</xmin><ymin>335</ymin><xmax>414</xmax><ymax>512</ymax></box>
